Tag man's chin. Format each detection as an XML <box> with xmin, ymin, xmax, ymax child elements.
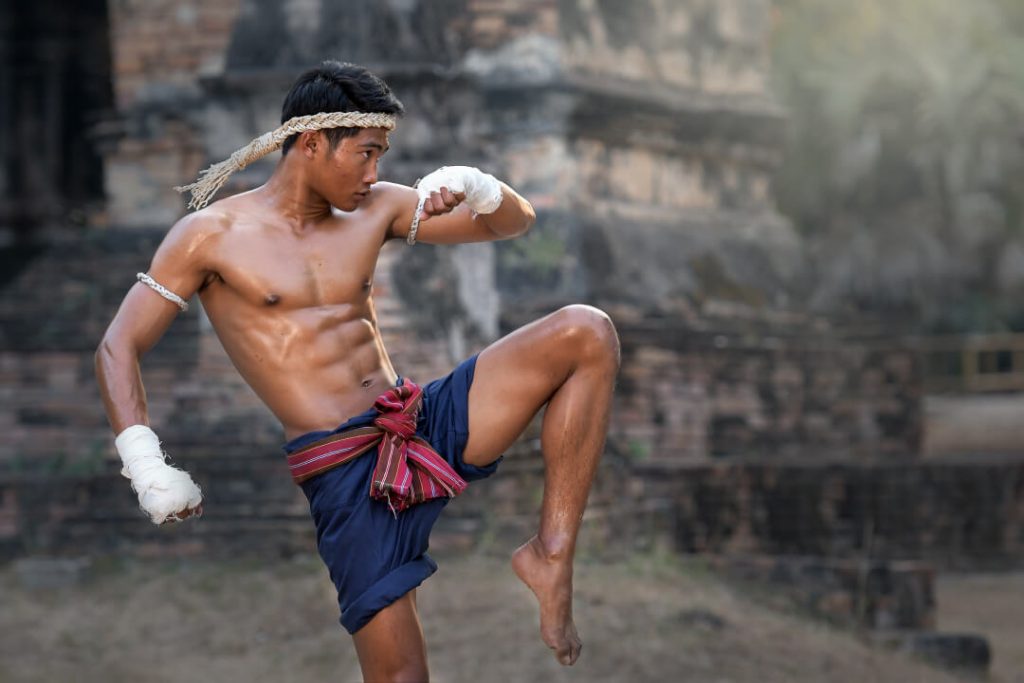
<box><xmin>345</xmin><ymin>193</ymin><xmax>370</xmax><ymax>211</ymax></box>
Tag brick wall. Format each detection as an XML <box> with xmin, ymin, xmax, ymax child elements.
<box><xmin>2</xmin><ymin>1</ymin><xmax>977</xmax><ymax>569</ymax></box>
<box><xmin>2</xmin><ymin>447</ymin><xmax>1021</xmax><ymax>570</ymax></box>
<box><xmin>612</xmin><ymin>318</ymin><xmax>922</xmax><ymax>461</ymax></box>
<box><xmin>102</xmin><ymin>0</ymin><xmax>242</xmax><ymax>227</ymax></box>
<box><xmin>3</xmin><ymin>0</ymin><xmax>908</xmax><ymax>480</ymax></box>
<box><xmin>109</xmin><ymin>0</ymin><xmax>241</xmax><ymax>110</ymax></box>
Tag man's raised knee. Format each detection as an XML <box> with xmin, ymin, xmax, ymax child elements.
<box><xmin>555</xmin><ymin>304</ymin><xmax>621</xmax><ymax>368</ymax></box>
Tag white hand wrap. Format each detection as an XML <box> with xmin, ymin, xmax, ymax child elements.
<box><xmin>416</xmin><ymin>165</ymin><xmax>504</xmax><ymax>215</ymax></box>
<box><xmin>115</xmin><ymin>425</ymin><xmax>203</xmax><ymax>525</ymax></box>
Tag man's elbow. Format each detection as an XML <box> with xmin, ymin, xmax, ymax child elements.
<box><xmin>95</xmin><ymin>335</ymin><xmax>118</xmax><ymax>361</ymax></box>
<box><xmin>94</xmin><ymin>337</ymin><xmax>114</xmax><ymax>379</ymax></box>
<box><xmin>510</xmin><ymin>202</ymin><xmax>536</xmax><ymax>239</ymax></box>
<box><xmin>482</xmin><ymin>197</ymin><xmax>535</xmax><ymax>240</ymax></box>
<box><xmin>94</xmin><ymin>335</ymin><xmax>135</xmax><ymax>377</ymax></box>
<box><xmin>521</xmin><ymin>203</ymin><xmax>536</xmax><ymax>235</ymax></box>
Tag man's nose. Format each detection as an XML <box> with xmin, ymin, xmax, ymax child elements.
<box><xmin>363</xmin><ymin>160</ymin><xmax>378</xmax><ymax>184</ymax></box>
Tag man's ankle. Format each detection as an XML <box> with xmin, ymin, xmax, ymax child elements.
<box><xmin>533</xmin><ymin>532</ymin><xmax>575</xmax><ymax>561</ymax></box>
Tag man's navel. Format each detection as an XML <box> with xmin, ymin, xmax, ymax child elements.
<box><xmin>264</xmin><ymin>293</ymin><xmax>281</xmax><ymax>305</ymax></box>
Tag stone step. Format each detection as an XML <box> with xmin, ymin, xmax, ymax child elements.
<box><xmin>869</xmin><ymin>630</ymin><xmax>991</xmax><ymax>674</ymax></box>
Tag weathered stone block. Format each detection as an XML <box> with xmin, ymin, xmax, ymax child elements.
<box><xmin>871</xmin><ymin>630</ymin><xmax>992</xmax><ymax>674</ymax></box>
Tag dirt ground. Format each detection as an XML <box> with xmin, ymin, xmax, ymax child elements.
<box><xmin>2</xmin><ymin>549</ymin><xmax>1005</xmax><ymax>683</ymax></box>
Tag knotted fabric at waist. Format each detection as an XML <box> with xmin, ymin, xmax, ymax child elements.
<box><xmin>286</xmin><ymin>380</ymin><xmax>468</xmax><ymax>513</ymax></box>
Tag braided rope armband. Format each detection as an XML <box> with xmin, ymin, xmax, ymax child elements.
<box><xmin>136</xmin><ymin>273</ymin><xmax>189</xmax><ymax>312</ymax></box>
<box><xmin>407</xmin><ymin>195</ymin><xmax>428</xmax><ymax>246</ymax></box>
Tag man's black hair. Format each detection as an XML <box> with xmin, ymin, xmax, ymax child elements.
<box><xmin>280</xmin><ymin>61</ymin><xmax>404</xmax><ymax>155</ymax></box>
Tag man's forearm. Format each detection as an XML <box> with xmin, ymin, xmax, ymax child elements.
<box><xmin>95</xmin><ymin>336</ymin><xmax>204</xmax><ymax>525</ymax></box>
<box><xmin>95</xmin><ymin>338</ymin><xmax>150</xmax><ymax>435</ymax></box>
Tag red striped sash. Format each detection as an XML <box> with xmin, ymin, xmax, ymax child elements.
<box><xmin>286</xmin><ymin>380</ymin><xmax>468</xmax><ymax>513</ymax></box>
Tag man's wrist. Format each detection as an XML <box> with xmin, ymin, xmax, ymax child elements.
<box><xmin>115</xmin><ymin>424</ymin><xmax>162</xmax><ymax>478</ymax></box>
<box><xmin>416</xmin><ymin>166</ymin><xmax>504</xmax><ymax>215</ymax></box>
<box><xmin>114</xmin><ymin>423</ymin><xmax>203</xmax><ymax>524</ymax></box>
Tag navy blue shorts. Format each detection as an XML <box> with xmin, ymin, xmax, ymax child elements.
<box><xmin>282</xmin><ymin>353</ymin><xmax>502</xmax><ymax>634</ymax></box>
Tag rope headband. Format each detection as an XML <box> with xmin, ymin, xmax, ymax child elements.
<box><xmin>174</xmin><ymin>111</ymin><xmax>398</xmax><ymax>210</ymax></box>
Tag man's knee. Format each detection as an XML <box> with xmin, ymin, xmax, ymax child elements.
<box><xmin>554</xmin><ymin>304</ymin><xmax>621</xmax><ymax>369</ymax></box>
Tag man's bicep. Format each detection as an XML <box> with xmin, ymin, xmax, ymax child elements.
<box><xmin>383</xmin><ymin>182</ymin><xmax>427</xmax><ymax>242</ymax></box>
<box><xmin>105</xmin><ymin>214</ymin><xmax>216</xmax><ymax>354</ymax></box>
<box><xmin>104</xmin><ymin>283</ymin><xmax>184</xmax><ymax>356</ymax></box>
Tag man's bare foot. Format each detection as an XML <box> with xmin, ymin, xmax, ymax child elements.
<box><xmin>511</xmin><ymin>535</ymin><xmax>582</xmax><ymax>665</ymax></box>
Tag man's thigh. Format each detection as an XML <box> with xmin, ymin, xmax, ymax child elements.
<box><xmin>352</xmin><ymin>590</ymin><xmax>429</xmax><ymax>682</ymax></box>
<box><xmin>463</xmin><ymin>306</ymin><xmax>602</xmax><ymax>468</ymax></box>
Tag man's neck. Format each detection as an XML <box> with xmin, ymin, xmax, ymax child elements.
<box><xmin>258</xmin><ymin>155</ymin><xmax>333</xmax><ymax>230</ymax></box>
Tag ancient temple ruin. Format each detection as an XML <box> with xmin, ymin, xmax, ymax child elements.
<box><xmin>1</xmin><ymin>1</ymin><xmax>1019</xmax><ymax>582</ymax></box>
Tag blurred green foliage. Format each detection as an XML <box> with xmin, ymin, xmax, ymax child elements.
<box><xmin>496</xmin><ymin>223</ymin><xmax>569</xmax><ymax>293</ymax></box>
<box><xmin>626</xmin><ymin>438</ymin><xmax>652</xmax><ymax>462</ymax></box>
<box><xmin>501</xmin><ymin>227</ymin><xmax>567</xmax><ymax>273</ymax></box>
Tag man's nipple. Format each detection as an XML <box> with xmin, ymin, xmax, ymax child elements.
<box><xmin>264</xmin><ymin>293</ymin><xmax>281</xmax><ymax>305</ymax></box>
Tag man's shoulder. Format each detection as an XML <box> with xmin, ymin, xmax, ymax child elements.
<box><xmin>370</xmin><ymin>181</ymin><xmax>416</xmax><ymax>205</ymax></box>
<box><xmin>157</xmin><ymin>203</ymin><xmax>237</xmax><ymax>264</ymax></box>
<box><xmin>167</xmin><ymin>201</ymin><xmax>237</xmax><ymax>240</ymax></box>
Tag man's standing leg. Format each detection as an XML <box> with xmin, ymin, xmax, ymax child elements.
<box><xmin>461</xmin><ymin>304</ymin><xmax>621</xmax><ymax>665</ymax></box>
<box><xmin>351</xmin><ymin>590</ymin><xmax>429</xmax><ymax>682</ymax></box>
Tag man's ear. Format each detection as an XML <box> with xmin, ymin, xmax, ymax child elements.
<box><xmin>298</xmin><ymin>130</ymin><xmax>322</xmax><ymax>159</ymax></box>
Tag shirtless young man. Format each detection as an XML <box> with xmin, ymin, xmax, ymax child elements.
<box><xmin>95</xmin><ymin>61</ymin><xmax>620</xmax><ymax>681</ymax></box>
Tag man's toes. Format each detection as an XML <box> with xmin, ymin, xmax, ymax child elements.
<box><xmin>553</xmin><ymin>638</ymin><xmax>582</xmax><ymax>666</ymax></box>
<box><xmin>567</xmin><ymin>633</ymin><xmax>583</xmax><ymax>663</ymax></box>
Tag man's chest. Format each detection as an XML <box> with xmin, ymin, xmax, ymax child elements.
<box><xmin>205</xmin><ymin>226</ymin><xmax>384</xmax><ymax>309</ymax></box>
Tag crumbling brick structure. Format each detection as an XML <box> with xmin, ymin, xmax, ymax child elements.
<box><xmin>3</xmin><ymin>1</ymin><xmax>968</xmax><ymax>567</ymax></box>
